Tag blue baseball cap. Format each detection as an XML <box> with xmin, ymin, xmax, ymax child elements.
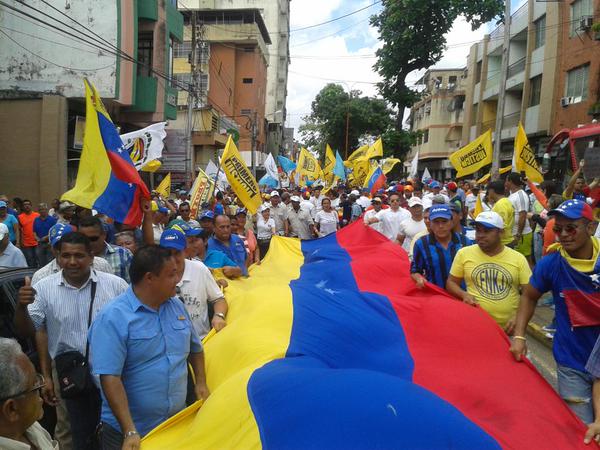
<box><xmin>0</xmin><ymin>201</ymin><xmax>6</xmax><ymax>208</ymax></box>
<box><xmin>548</xmin><ymin>199</ymin><xmax>594</xmax><ymax>221</ymax></box>
<box><xmin>200</xmin><ymin>210</ymin><xmax>215</xmax><ymax>221</ymax></box>
<box><xmin>158</xmin><ymin>206</ymin><xmax>169</xmax><ymax>214</ymax></box>
<box><xmin>429</xmin><ymin>204</ymin><xmax>453</xmax><ymax>221</ymax></box>
<box><xmin>49</xmin><ymin>223</ymin><xmax>74</xmax><ymax>247</ymax></box>
<box><xmin>169</xmin><ymin>220</ymin><xmax>202</xmax><ymax>237</ymax></box>
<box><xmin>160</xmin><ymin>229</ymin><xmax>187</xmax><ymax>251</ymax></box>
<box><xmin>430</xmin><ymin>181</ymin><xmax>441</xmax><ymax>189</ymax></box>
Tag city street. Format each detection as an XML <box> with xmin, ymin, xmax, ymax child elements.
<box><xmin>527</xmin><ymin>333</ymin><xmax>557</xmax><ymax>391</ymax></box>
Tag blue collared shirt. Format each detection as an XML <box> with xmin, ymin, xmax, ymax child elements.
<box><xmin>89</xmin><ymin>287</ymin><xmax>203</xmax><ymax>436</ymax></box>
<box><xmin>0</xmin><ymin>241</ymin><xmax>27</xmax><ymax>268</ymax></box>
<box><xmin>207</xmin><ymin>235</ymin><xmax>248</xmax><ymax>275</ymax></box>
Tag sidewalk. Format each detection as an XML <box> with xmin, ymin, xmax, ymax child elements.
<box><xmin>527</xmin><ymin>297</ymin><xmax>554</xmax><ymax>350</ymax></box>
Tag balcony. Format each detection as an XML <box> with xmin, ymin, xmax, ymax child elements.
<box><xmin>165</xmin><ymin>85</ymin><xmax>178</xmax><ymax>120</ymax></box>
<box><xmin>483</xmin><ymin>73</ymin><xmax>500</xmax><ymax>100</ymax></box>
<box><xmin>500</xmin><ymin>112</ymin><xmax>520</xmax><ymax>140</ymax></box>
<box><xmin>131</xmin><ymin>75</ymin><xmax>157</xmax><ymax>112</ymax></box>
<box><xmin>511</xmin><ymin>3</ymin><xmax>529</xmax><ymax>35</ymax></box>
<box><xmin>507</xmin><ymin>57</ymin><xmax>526</xmax><ymax>91</ymax></box>
<box><xmin>138</xmin><ymin>0</ymin><xmax>158</xmax><ymax>21</ymax></box>
<box><xmin>508</xmin><ymin>57</ymin><xmax>526</xmax><ymax>78</ymax></box>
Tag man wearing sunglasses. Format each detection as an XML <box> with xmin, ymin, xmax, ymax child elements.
<box><xmin>0</xmin><ymin>337</ymin><xmax>57</xmax><ymax>449</ymax></box>
<box><xmin>510</xmin><ymin>199</ymin><xmax>600</xmax><ymax>424</ymax></box>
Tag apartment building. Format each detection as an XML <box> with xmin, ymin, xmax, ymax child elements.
<box><xmin>407</xmin><ymin>69</ymin><xmax>467</xmax><ymax>181</ymax></box>
<box><xmin>0</xmin><ymin>0</ymin><xmax>183</xmax><ymax>203</ymax></box>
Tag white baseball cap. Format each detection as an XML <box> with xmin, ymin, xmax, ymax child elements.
<box><xmin>0</xmin><ymin>223</ymin><xmax>8</xmax><ymax>241</ymax></box>
<box><xmin>408</xmin><ymin>197</ymin><xmax>423</xmax><ymax>207</ymax></box>
<box><xmin>475</xmin><ymin>211</ymin><xmax>504</xmax><ymax>230</ymax></box>
<box><xmin>350</xmin><ymin>190</ymin><xmax>360</xmax><ymax>196</ymax></box>
<box><xmin>290</xmin><ymin>195</ymin><xmax>301</xmax><ymax>202</ymax></box>
<box><xmin>270</xmin><ymin>190</ymin><xmax>280</xmax><ymax>197</ymax></box>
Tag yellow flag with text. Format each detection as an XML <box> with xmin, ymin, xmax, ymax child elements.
<box><xmin>323</xmin><ymin>144</ymin><xmax>336</xmax><ymax>183</ymax></box>
<box><xmin>220</xmin><ymin>136</ymin><xmax>261</xmax><ymax>214</ymax></box>
<box><xmin>366</xmin><ymin>138</ymin><xmax>383</xmax><ymax>159</ymax></box>
<box><xmin>514</xmin><ymin>122</ymin><xmax>543</xmax><ymax>183</ymax></box>
<box><xmin>350</xmin><ymin>157</ymin><xmax>370</xmax><ymax>186</ymax></box>
<box><xmin>449</xmin><ymin>130</ymin><xmax>493</xmax><ymax>177</ymax></box>
<box><xmin>154</xmin><ymin>173</ymin><xmax>171</xmax><ymax>198</ymax></box>
<box><xmin>382</xmin><ymin>158</ymin><xmax>401</xmax><ymax>174</ymax></box>
<box><xmin>347</xmin><ymin>144</ymin><xmax>369</xmax><ymax>162</ymax></box>
<box><xmin>297</xmin><ymin>148</ymin><xmax>323</xmax><ymax>182</ymax></box>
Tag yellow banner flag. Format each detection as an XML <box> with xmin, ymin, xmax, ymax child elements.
<box><xmin>382</xmin><ymin>158</ymin><xmax>401</xmax><ymax>174</ymax></box>
<box><xmin>220</xmin><ymin>135</ymin><xmax>261</xmax><ymax>214</ymax></box>
<box><xmin>476</xmin><ymin>165</ymin><xmax>512</xmax><ymax>185</ymax></box>
<box><xmin>154</xmin><ymin>173</ymin><xmax>171</xmax><ymax>198</ymax></box>
<box><xmin>514</xmin><ymin>122</ymin><xmax>543</xmax><ymax>183</ymax></box>
<box><xmin>188</xmin><ymin>168</ymin><xmax>215</xmax><ymax>219</ymax></box>
<box><xmin>500</xmin><ymin>165</ymin><xmax>513</xmax><ymax>175</ymax></box>
<box><xmin>350</xmin><ymin>157</ymin><xmax>370</xmax><ymax>186</ymax></box>
<box><xmin>449</xmin><ymin>130</ymin><xmax>493</xmax><ymax>177</ymax></box>
<box><xmin>297</xmin><ymin>148</ymin><xmax>323</xmax><ymax>182</ymax></box>
<box><xmin>347</xmin><ymin>144</ymin><xmax>369</xmax><ymax>162</ymax></box>
<box><xmin>323</xmin><ymin>144</ymin><xmax>336</xmax><ymax>182</ymax></box>
<box><xmin>473</xmin><ymin>193</ymin><xmax>483</xmax><ymax>218</ymax></box>
<box><xmin>366</xmin><ymin>137</ymin><xmax>383</xmax><ymax>159</ymax></box>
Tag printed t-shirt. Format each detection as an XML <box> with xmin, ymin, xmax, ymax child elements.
<box><xmin>450</xmin><ymin>245</ymin><xmax>531</xmax><ymax>327</ymax></box>
<box><xmin>491</xmin><ymin>198</ymin><xmax>514</xmax><ymax>245</ymax></box>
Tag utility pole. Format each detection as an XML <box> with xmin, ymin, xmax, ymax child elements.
<box><xmin>184</xmin><ymin>10</ymin><xmax>198</xmax><ymax>188</ymax></box>
<box><xmin>491</xmin><ymin>0</ymin><xmax>512</xmax><ymax>179</ymax></box>
<box><xmin>251</xmin><ymin>110</ymin><xmax>258</xmax><ymax>177</ymax></box>
<box><xmin>345</xmin><ymin>110</ymin><xmax>350</xmax><ymax>159</ymax></box>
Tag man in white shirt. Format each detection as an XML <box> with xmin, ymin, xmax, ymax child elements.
<box><xmin>160</xmin><ymin>229</ymin><xmax>227</xmax><ymax>339</ymax></box>
<box><xmin>357</xmin><ymin>189</ymin><xmax>372</xmax><ymax>210</ymax></box>
<box><xmin>505</xmin><ymin>172</ymin><xmax>533</xmax><ymax>263</ymax></box>
<box><xmin>300</xmin><ymin>194</ymin><xmax>316</xmax><ymax>219</ymax></box>
<box><xmin>423</xmin><ymin>181</ymin><xmax>449</xmax><ymax>210</ymax></box>
<box><xmin>363</xmin><ymin>197</ymin><xmax>383</xmax><ymax>233</ymax></box>
<box><xmin>366</xmin><ymin>193</ymin><xmax>410</xmax><ymax>242</ymax></box>
<box><xmin>310</xmin><ymin>186</ymin><xmax>326</xmax><ymax>214</ymax></box>
<box><xmin>398</xmin><ymin>197</ymin><xmax>427</xmax><ymax>253</ymax></box>
<box><xmin>268</xmin><ymin>191</ymin><xmax>289</xmax><ymax>236</ymax></box>
<box><xmin>288</xmin><ymin>196</ymin><xmax>315</xmax><ymax>239</ymax></box>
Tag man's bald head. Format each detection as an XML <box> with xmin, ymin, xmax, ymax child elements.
<box><xmin>214</xmin><ymin>214</ymin><xmax>231</xmax><ymax>241</ymax></box>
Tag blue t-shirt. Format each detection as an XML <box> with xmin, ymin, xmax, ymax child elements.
<box><xmin>204</xmin><ymin>249</ymin><xmax>238</xmax><ymax>269</ymax></box>
<box><xmin>33</xmin><ymin>216</ymin><xmax>57</xmax><ymax>242</ymax></box>
<box><xmin>530</xmin><ymin>252</ymin><xmax>600</xmax><ymax>372</ymax></box>
<box><xmin>1</xmin><ymin>214</ymin><xmax>19</xmax><ymax>243</ymax></box>
<box><xmin>214</xmin><ymin>203</ymin><xmax>224</xmax><ymax>215</ymax></box>
<box><xmin>207</xmin><ymin>235</ymin><xmax>248</xmax><ymax>276</ymax></box>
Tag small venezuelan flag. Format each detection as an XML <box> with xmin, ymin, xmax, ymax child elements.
<box><xmin>364</xmin><ymin>165</ymin><xmax>386</xmax><ymax>195</ymax></box>
<box><xmin>62</xmin><ymin>79</ymin><xmax>150</xmax><ymax>226</ymax></box>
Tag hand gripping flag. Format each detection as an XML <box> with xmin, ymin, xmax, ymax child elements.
<box><xmin>450</xmin><ymin>130</ymin><xmax>493</xmax><ymax>177</ymax></box>
<box><xmin>141</xmin><ymin>222</ymin><xmax>592</xmax><ymax>450</ymax></box>
<box><xmin>220</xmin><ymin>135</ymin><xmax>261</xmax><ymax>214</ymax></box>
<box><xmin>62</xmin><ymin>79</ymin><xmax>150</xmax><ymax>226</ymax></box>
<box><xmin>514</xmin><ymin>122</ymin><xmax>544</xmax><ymax>183</ymax></box>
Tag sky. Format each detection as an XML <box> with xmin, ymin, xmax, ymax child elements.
<box><xmin>285</xmin><ymin>0</ymin><xmax>508</xmax><ymax>139</ymax></box>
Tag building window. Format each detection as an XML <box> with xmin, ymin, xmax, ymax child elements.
<box><xmin>475</xmin><ymin>61</ymin><xmax>482</xmax><ymax>84</ymax></box>
<box><xmin>242</xmin><ymin>78</ymin><xmax>253</xmax><ymax>84</ymax></box>
<box><xmin>423</xmin><ymin>129</ymin><xmax>429</xmax><ymax>143</ymax></box>
<box><xmin>534</xmin><ymin>15</ymin><xmax>545</xmax><ymax>49</ymax></box>
<box><xmin>174</xmin><ymin>41</ymin><xmax>191</xmax><ymax>58</ymax></box>
<box><xmin>566</xmin><ymin>64</ymin><xmax>589</xmax><ymax>101</ymax></box>
<box><xmin>570</xmin><ymin>0</ymin><xmax>593</xmax><ymax>37</ymax></box>
<box><xmin>529</xmin><ymin>75</ymin><xmax>542</xmax><ymax>106</ymax></box>
<box><xmin>240</xmin><ymin>108</ymin><xmax>252</xmax><ymax>116</ymax></box>
<box><xmin>199</xmin><ymin>73</ymin><xmax>209</xmax><ymax>94</ymax></box>
<box><xmin>137</xmin><ymin>32</ymin><xmax>153</xmax><ymax>77</ymax></box>
<box><xmin>172</xmin><ymin>73</ymin><xmax>191</xmax><ymax>88</ymax></box>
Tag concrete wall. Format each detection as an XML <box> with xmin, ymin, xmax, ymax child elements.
<box><xmin>0</xmin><ymin>0</ymin><xmax>118</xmax><ymax>98</ymax></box>
<box><xmin>0</xmin><ymin>96</ymin><xmax>67</xmax><ymax>203</ymax></box>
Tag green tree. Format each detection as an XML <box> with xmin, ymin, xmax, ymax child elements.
<box><xmin>371</xmin><ymin>0</ymin><xmax>503</xmax><ymax>126</ymax></box>
<box><xmin>299</xmin><ymin>83</ymin><xmax>404</xmax><ymax>158</ymax></box>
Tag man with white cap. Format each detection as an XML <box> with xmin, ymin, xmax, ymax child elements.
<box><xmin>446</xmin><ymin>211</ymin><xmax>531</xmax><ymax>334</ymax></box>
<box><xmin>357</xmin><ymin>189</ymin><xmax>371</xmax><ymax>210</ymax></box>
<box><xmin>366</xmin><ymin>193</ymin><xmax>410</xmax><ymax>243</ymax></box>
<box><xmin>268</xmin><ymin>191</ymin><xmax>289</xmax><ymax>236</ymax></box>
<box><xmin>398</xmin><ymin>197</ymin><xmax>427</xmax><ymax>253</ymax></box>
<box><xmin>0</xmin><ymin>223</ymin><xmax>26</xmax><ymax>268</ymax></box>
<box><xmin>363</xmin><ymin>197</ymin><xmax>383</xmax><ymax>233</ymax></box>
<box><xmin>287</xmin><ymin>196</ymin><xmax>315</xmax><ymax>240</ymax></box>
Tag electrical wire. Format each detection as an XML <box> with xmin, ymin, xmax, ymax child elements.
<box><xmin>290</xmin><ymin>1</ymin><xmax>381</xmax><ymax>32</ymax></box>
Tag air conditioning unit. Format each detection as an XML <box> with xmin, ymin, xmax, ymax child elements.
<box><xmin>572</xmin><ymin>96</ymin><xmax>583</xmax><ymax>104</ymax></box>
<box><xmin>560</xmin><ymin>97</ymin><xmax>572</xmax><ymax>107</ymax></box>
<box><xmin>580</xmin><ymin>16</ymin><xmax>593</xmax><ymax>30</ymax></box>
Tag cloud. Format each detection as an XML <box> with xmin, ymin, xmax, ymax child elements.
<box><xmin>286</xmin><ymin>3</ymin><xmax>487</xmax><ymax>140</ymax></box>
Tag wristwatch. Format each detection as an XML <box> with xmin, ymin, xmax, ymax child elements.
<box><xmin>215</xmin><ymin>312</ymin><xmax>226</xmax><ymax>320</ymax></box>
<box><xmin>124</xmin><ymin>430</ymin><xmax>139</xmax><ymax>439</ymax></box>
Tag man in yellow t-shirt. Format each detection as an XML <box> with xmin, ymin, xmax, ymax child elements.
<box><xmin>487</xmin><ymin>180</ymin><xmax>515</xmax><ymax>246</ymax></box>
<box><xmin>447</xmin><ymin>211</ymin><xmax>531</xmax><ymax>333</ymax></box>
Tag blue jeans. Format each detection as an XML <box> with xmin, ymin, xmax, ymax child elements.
<box><xmin>557</xmin><ymin>364</ymin><xmax>595</xmax><ymax>424</ymax></box>
<box><xmin>21</xmin><ymin>245</ymin><xmax>38</xmax><ymax>268</ymax></box>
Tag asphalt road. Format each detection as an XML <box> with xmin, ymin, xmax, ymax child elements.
<box><xmin>526</xmin><ymin>333</ymin><xmax>558</xmax><ymax>391</ymax></box>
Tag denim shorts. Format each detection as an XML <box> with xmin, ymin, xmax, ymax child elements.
<box><xmin>557</xmin><ymin>364</ymin><xmax>595</xmax><ymax>424</ymax></box>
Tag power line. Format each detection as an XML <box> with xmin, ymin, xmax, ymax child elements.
<box><xmin>290</xmin><ymin>1</ymin><xmax>381</xmax><ymax>32</ymax></box>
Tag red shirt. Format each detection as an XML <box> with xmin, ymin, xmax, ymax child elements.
<box><xmin>18</xmin><ymin>212</ymin><xmax>40</xmax><ymax>247</ymax></box>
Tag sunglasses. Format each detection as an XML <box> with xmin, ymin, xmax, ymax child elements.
<box><xmin>87</xmin><ymin>235</ymin><xmax>102</xmax><ymax>242</ymax></box>
<box><xmin>0</xmin><ymin>373</ymin><xmax>45</xmax><ymax>402</ymax></box>
<box><xmin>552</xmin><ymin>223</ymin><xmax>581</xmax><ymax>235</ymax></box>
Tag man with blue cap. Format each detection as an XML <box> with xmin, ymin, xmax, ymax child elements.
<box><xmin>510</xmin><ymin>199</ymin><xmax>600</xmax><ymax>424</ymax></box>
<box><xmin>446</xmin><ymin>211</ymin><xmax>531</xmax><ymax>333</ymax></box>
<box><xmin>411</xmin><ymin>204</ymin><xmax>471</xmax><ymax>289</ymax></box>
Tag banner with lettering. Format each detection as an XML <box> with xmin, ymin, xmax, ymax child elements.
<box><xmin>188</xmin><ymin>168</ymin><xmax>215</xmax><ymax>219</ymax></box>
<box><xmin>514</xmin><ymin>123</ymin><xmax>543</xmax><ymax>183</ymax></box>
<box><xmin>221</xmin><ymin>135</ymin><xmax>261</xmax><ymax>214</ymax></box>
<box><xmin>297</xmin><ymin>148</ymin><xmax>323</xmax><ymax>185</ymax></box>
<box><xmin>383</xmin><ymin>158</ymin><xmax>402</xmax><ymax>175</ymax></box>
<box><xmin>347</xmin><ymin>144</ymin><xmax>369</xmax><ymax>163</ymax></box>
<box><xmin>449</xmin><ymin>130</ymin><xmax>493</xmax><ymax>177</ymax></box>
<box><xmin>323</xmin><ymin>144</ymin><xmax>336</xmax><ymax>184</ymax></box>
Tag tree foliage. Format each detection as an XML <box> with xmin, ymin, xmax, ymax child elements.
<box><xmin>371</xmin><ymin>0</ymin><xmax>503</xmax><ymax>125</ymax></box>
<box><xmin>298</xmin><ymin>83</ymin><xmax>413</xmax><ymax>158</ymax></box>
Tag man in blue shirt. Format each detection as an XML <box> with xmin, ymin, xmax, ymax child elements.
<box><xmin>411</xmin><ymin>204</ymin><xmax>472</xmax><ymax>289</ymax></box>
<box><xmin>89</xmin><ymin>245</ymin><xmax>209</xmax><ymax>449</ymax></box>
<box><xmin>208</xmin><ymin>215</ymin><xmax>249</xmax><ymax>276</ymax></box>
<box><xmin>510</xmin><ymin>199</ymin><xmax>600</xmax><ymax>424</ymax></box>
<box><xmin>33</xmin><ymin>203</ymin><xmax>57</xmax><ymax>267</ymax></box>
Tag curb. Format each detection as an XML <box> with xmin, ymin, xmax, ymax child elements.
<box><xmin>527</xmin><ymin>322</ymin><xmax>553</xmax><ymax>350</ymax></box>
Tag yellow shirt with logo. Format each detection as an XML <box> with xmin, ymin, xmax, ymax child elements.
<box><xmin>450</xmin><ymin>245</ymin><xmax>532</xmax><ymax>327</ymax></box>
<box><xmin>491</xmin><ymin>197</ymin><xmax>515</xmax><ymax>245</ymax></box>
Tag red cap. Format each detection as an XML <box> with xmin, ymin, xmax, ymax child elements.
<box><xmin>447</xmin><ymin>182</ymin><xmax>458</xmax><ymax>191</ymax></box>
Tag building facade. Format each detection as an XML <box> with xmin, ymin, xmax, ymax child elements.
<box><xmin>407</xmin><ymin>69</ymin><xmax>467</xmax><ymax>181</ymax></box>
<box><xmin>0</xmin><ymin>0</ymin><xmax>183</xmax><ymax>203</ymax></box>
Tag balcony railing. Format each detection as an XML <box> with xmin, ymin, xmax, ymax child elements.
<box><xmin>485</xmin><ymin>72</ymin><xmax>500</xmax><ymax>89</ymax></box>
<box><xmin>503</xmin><ymin>112</ymin><xmax>521</xmax><ymax>129</ymax></box>
<box><xmin>507</xmin><ymin>57</ymin><xmax>526</xmax><ymax>78</ymax></box>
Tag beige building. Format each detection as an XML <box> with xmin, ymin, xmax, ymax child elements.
<box><xmin>407</xmin><ymin>69</ymin><xmax>467</xmax><ymax>180</ymax></box>
<box><xmin>461</xmin><ymin>0</ymin><xmax>560</xmax><ymax>168</ymax></box>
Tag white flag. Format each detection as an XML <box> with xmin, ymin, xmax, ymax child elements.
<box><xmin>409</xmin><ymin>151</ymin><xmax>419</xmax><ymax>179</ymax></box>
<box><xmin>421</xmin><ymin>167</ymin><xmax>432</xmax><ymax>183</ymax></box>
<box><xmin>121</xmin><ymin>122</ymin><xmax>167</xmax><ymax>171</ymax></box>
<box><xmin>206</xmin><ymin>159</ymin><xmax>228</xmax><ymax>190</ymax></box>
<box><xmin>264</xmin><ymin>153</ymin><xmax>280</xmax><ymax>183</ymax></box>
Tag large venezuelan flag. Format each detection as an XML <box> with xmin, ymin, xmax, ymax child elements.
<box><xmin>62</xmin><ymin>79</ymin><xmax>150</xmax><ymax>226</ymax></box>
<box><xmin>142</xmin><ymin>222</ymin><xmax>595</xmax><ymax>449</ymax></box>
